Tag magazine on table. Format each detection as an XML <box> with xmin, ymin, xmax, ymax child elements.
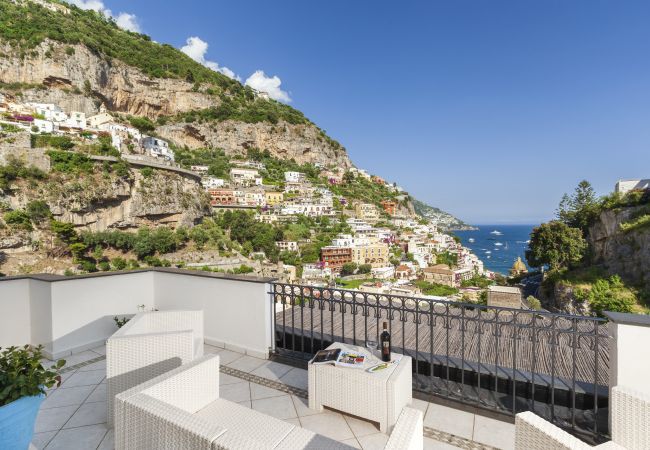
<box><xmin>311</xmin><ymin>347</ymin><xmax>368</xmax><ymax>369</ymax></box>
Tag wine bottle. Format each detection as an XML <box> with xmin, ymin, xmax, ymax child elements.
<box><xmin>380</xmin><ymin>321</ymin><xmax>391</xmax><ymax>362</ymax></box>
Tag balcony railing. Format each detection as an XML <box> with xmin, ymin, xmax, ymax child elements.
<box><xmin>270</xmin><ymin>282</ymin><xmax>610</xmax><ymax>443</ymax></box>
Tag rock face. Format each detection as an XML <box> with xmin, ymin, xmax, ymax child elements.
<box><xmin>588</xmin><ymin>205</ymin><xmax>650</xmax><ymax>286</ymax></box>
<box><xmin>157</xmin><ymin>121</ymin><xmax>351</xmax><ymax>168</ymax></box>
<box><xmin>0</xmin><ymin>40</ymin><xmax>352</xmax><ymax>168</ymax></box>
<box><xmin>3</xmin><ymin>158</ymin><xmax>210</xmax><ymax>232</ymax></box>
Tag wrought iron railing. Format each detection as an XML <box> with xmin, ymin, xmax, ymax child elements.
<box><xmin>270</xmin><ymin>282</ymin><xmax>610</xmax><ymax>442</ymax></box>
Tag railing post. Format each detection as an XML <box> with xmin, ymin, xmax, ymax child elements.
<box><xmin>603</xmin><ymin>311</ymin><xmax>650</xmax><ymax>396</ymax></box>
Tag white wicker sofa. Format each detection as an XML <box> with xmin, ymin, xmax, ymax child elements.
<box><xmin>515</xmin><ymin>385</ymin><xmax>650</xmax><ymax>450</ymax></box>
<box><xmin>107</xmin><ymin>310</ymin><xmax>204</xmax><ymax>426</ymax></box>
<box><xmin>114</xmin><ymin>354</ymin><xmax>424</xmax><ymax>450</ymax></box>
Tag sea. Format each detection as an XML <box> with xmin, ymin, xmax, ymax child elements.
<box><xmin>454</xmin><ymin>224</ymin><xmax>537</xmax><ymax>275</ymax></box>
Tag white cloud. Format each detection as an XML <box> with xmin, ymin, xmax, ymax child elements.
<box><xmin>245</xmin><ymin>70</ymin><xmax>291</xmax><ymax>103</ymax></box>
<box><xmin>115</xmin><ymin>13</ymin><xmax>140</xmax><ymax>32</ymax></box>
<box><xmin>180</xmin><ymin>36</ymin><xmax>240</xmax><ymax>81</ymax></box>
<box><xmin>66</xmin><ymin>1</ymin><xmax>140</xmax><ymax>33</ymax></box>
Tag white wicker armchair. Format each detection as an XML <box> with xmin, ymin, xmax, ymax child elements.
<box><xmin>515</xmin><ymin>386</ymin><xmax>650</xmax><ymax>450</ymax></box>
<box><xmin>115</xmin><ymin>354</ymin><xmax>424</xmax><ymax>450</ymax></box>
<box><xmin>106</xmin><ymin>310</ymin><xmax>204</xmax><ymax>427</ymax></box>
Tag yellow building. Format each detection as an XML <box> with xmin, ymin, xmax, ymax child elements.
<box><xmin>354</xmin><ymin>203</ymin><xmax>381</xmax><ymax>223</ymax></box>
<box><xmin>265</xmin><ymin>191</ymin><xmax>284</xmax><ymax>206</ymax></box>
<box><xmin>509</xmin><ymin>257</ymin><xmax>528</xmax><ymax>277</ymax></box>
<box><xmin>352</xmin><ymin>243</ymin><xmax>389</xmax><ymax>267</ymax></box>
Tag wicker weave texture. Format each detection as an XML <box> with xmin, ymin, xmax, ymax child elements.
<box><xmin>610</xmin><ymin>385</ymin><xmax>650</xmax><ymax>450</ymax></box>
<box><xmin>384</xmin><ymin>407</ymin><xmax>423</xmax><ymax>450</ymax></box>
<box><xmin>308</xmin><ymin>344</ymin><xmax>412</xmax><ymax>433</ymax></box>
<box><xmin>107</xmin><ymin>310</ymin><xmax>204</xmax><ymax>426</ymax></box>
<box><xmin>114</xmin><ymin>355</ymin><xmax>219</xmax><ymax>449</ymax></box>
<box><xmin>514</xmin><ymin>411</ymin><xmax>591</xmax><ymax>450</ymax></box>
<box><xmin>275</xmin><ymin>427</ymin><xmax>356</xmax><ymax>449</ymax></box>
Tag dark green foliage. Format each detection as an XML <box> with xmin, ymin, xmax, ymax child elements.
<box><xmin>175</xmin><ymin>93</ymin><xmax>309</xmax><ymax>126</ymax></box>
<box><xmin>341</xmin><ymin>262</ymin><xmax>358</xmax><ymax>276</ymax></box>
<box><xmin>32</xmin><ymin>134</ymin><xmax>75</xmax><ymax>150</ymax></box>
<box><xmin>50</xmin><ymin>220</ymin><xmax>78</xmax><ymax>243</ymax></box>
<box><xmin>329</xmin><ymin>171</ymin><xmax>398</xmax><ymax>210</ymax></box>
<box><xmin>414</xmin><ymin>280</ymin><xmax>459</xmax><ymax>297</ymax></box>
<box><xmin>111</xmin><ymin>257</ymin><xmax>127</xmax><ymax>270</ymax></box>
<box><xmin>0</xmin><ymin>158</ymin><xmax>47</xmax><ymax>191</ymax></box>
<box><xmin>91</xmin><ymin>134</ymin><xmax>119</xmax><ymax>157</ymax></box>
<box><xmin>358</xmin><ymin>264</ymin><xmax>372</xmax><ymax>274</ymax></box>
<box><xmin>140</xmin><ymin>167</ymin><xmax>154</xmax><ymax>178</ymax></box>
<box><xmin>98</xmin><ymin>260</ymin><xmax>111</xmax><ymax>271</ymax></box>
<box><xmin>78</xmin><ymin>259</ymin><xmax>97</xmax><ymax>272</ymax></box>
<box><xmin>556</xmin><ymin>180</ymin><xmax>599</xmax><ymax>235</ymax></box>
<box><xmin>574</xmin><ymin>275</ymin><xmax>635</xmax><ymax>316</ymax></box>
<box><xmin>47</xmin><ymin>150</ymin><xmax>94</xmax><ymax>174</ymax></box>
<box><xmin>460</xmin><ymin>274</ymin><xmax>493</xmax><ymax>288</ymax></box>
<box><xmin>3</xmin><ymin>209</ymin><xmax>32</xmax><ymax>230</ymax></box>
<box><xmin>245</xmin><ymin>148</ymin><xmax>321</xmax><ymax>185</ymax></box>
<box><xmin>25</xmin><ymin>200</ymin><xmax>51</xmax><ymax>223</ymax></box>
<box><xmin>216</xmin><ymin>210</ymin><xmax>283</xmax><ymax>260</ymax></box>
<box><xmin>526</xmin><ymin>221</ymin><xmax>586</xmax><ymax>271</ymax></box>
<box><xmin>436</xmin><ymin>251</ymin><xmax>458</xmax><ymax>268</ymax></box>
<box><xmin>0</xmin><ymin>0</ymin><xmax>237</xmax><ymax>88</ymax></box>
<box><xmin>174</xmin><ymin>147</ymin><xmax>231</xmax><ymax>178</ymax></box>
<box><xmin>0</xmin><ymin>345</ymin><xmax>65</xmax><ymax>407</ymax></box>
<box><xmin>127</xmin><ymin>116</ymin><xmax>155</xmax><ymax>133</ymax></box>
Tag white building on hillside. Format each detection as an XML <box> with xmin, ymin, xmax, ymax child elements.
<box><xmin>230</xmin><ymin>168</ymin><xmax>260</xmax><ymax>185</ymax></box>
<box><xmin>141</xmin><ymin>137</ymin><xmax>174</xmax><ymax>161</ymax></box>
<box><xmin>201</xmin><ymin>177</ymin><xmax>225</xmax><ymax>189</ymax></box>
<box><xmin>616</xmin><ymin>179</ymin><xmax>650</xmax><ymax>194</ymax></box>
<box><xmin>66</xmin><ymin>111</ymin><xmax>86</xmax><ymax>129</ymax></box>
<box><xmin>284</xmin><ymin>171</ymin><xmax>306</xmax><ymax>183</ymax></box>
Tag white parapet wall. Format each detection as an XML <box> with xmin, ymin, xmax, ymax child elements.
<box><xmin>153</xmin><ymin>271</ymin><xmax>273</xmax><ymax>359</ymax></box>
<box><xmin>0</xmin><ymin>269</ymin><xmax>275</xmax><ymax>360</ymax></box>
<box><xmin>604</xmin><ymin>311</ymin><xmax>650</xmax><ymax>397</ymax></box>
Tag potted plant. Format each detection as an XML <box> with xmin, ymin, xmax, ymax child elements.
<box><xmin>0</xmin><ymin>345</ymin><xmax>65</xmax><ymax>449</ymax></box>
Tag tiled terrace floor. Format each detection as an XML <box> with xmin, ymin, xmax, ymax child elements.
<box><xmin>32</xmin><ymin>345</ymin><xmax>515</xmax><ymax>450</ymax></box>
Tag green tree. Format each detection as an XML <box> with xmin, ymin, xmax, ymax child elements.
<box><xmin>358</xmin><ymin>264</ymin><xmax>372</xmax><ymax>274</ymax></box>
<box><xmin>341</xmin><ymin>262</ymin><xmax>358</xmax><ymax>276</ymax></box>
<box><xmin>556</xmin><ymin>180</ymin><xmax>599</xmax><ymax>235</ymax></box>
<box><xmin>526</xmin><ymin>221</ymin><xmax>586</xmax><ymax>271</ymax></box>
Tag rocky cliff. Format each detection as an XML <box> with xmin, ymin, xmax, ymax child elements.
<box><xmin>0</xmin><ymin>39</ymin><xmax>351</xmax><ymax>168</ymax></box>
<box><xmin>3</xmin><ymin>148</ymin><xmax>210</xmax><ymax>232</ymax></box>
<box><xmin>588</xmin><ymin>205</ymin><xmax>650</xmax><ymax>286</ymax></box>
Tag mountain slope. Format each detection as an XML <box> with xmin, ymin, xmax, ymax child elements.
<box><xmin>0</xmin><ymin>0</ymin><xmax>350</xmax><ymax>167</ymax></box>
<box><xmin>0</xmin><ymin>0</ymin><xmax>467</xmax><ymax>227</ymax></box>
<box><xmin>412</xmin><ymin>199</ymin><xmax>474</xmax><ymax>230</ymax></box>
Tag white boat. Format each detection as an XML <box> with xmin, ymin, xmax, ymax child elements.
<box><xmin>485</xmin><ymin>250</ymin><xmax>492</xmax><ymax>254</ymax></box>
<box><xmin>494</xmin><ymin>242</ymin><xmax>503</xmax><ymax>247</ymax></box>
<box><xmin>490</xmin><ymin>230</ymin><xmax>503</xmax><ymax>236</ymax></box>
<box><xmin>468</xmin><ymin>238</ymin><xmax>475</xmax><ymax>243</ymax></box>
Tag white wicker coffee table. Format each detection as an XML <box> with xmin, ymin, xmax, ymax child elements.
<box><xmin>308</xmin><ymin>342</ymin><xmax>412</xmax><ymax>433</ymax></box>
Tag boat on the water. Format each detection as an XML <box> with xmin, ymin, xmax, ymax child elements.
<box><xmin>490</xmin><ymin>230</ymin><xmax>503</xmax><ymax>235</ymax></box>
<box><xmin>485</xmin><ymin>250</ymin><xmax>492</xmax><ymax>254</ymax></box>
<box><xmin>494</xmin><ymin>242</ymin><xmax>503</xmax><ymax>247</ymax></box>
<box><xmin>468</xmin><ymin>238</ymin><xmax>475</xmax><ymax>243</ymax></box>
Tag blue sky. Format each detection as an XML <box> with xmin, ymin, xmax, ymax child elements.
<box><xmin>78</xmin><ymin>0</ymin><xmax>650</xmax><ymax>224</ymax></box>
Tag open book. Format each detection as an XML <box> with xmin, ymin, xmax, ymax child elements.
<box><xmin>311</xmin><ymin>347</ymin><xmax>367</xmax><ymax>368</ymax></box>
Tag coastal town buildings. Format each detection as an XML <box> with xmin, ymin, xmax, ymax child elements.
<box><xmin>320</xmin><ymin>246</ymin><xmax>353</xmax><ymax>269</ymax></box>
<box><xmin>354</xmin><ymin>203</ymin><xmax>382</xmax><ymax>223</ymax></box>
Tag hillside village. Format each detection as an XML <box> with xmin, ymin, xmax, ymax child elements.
<box><xmin>0</xmin><ymin>95</ymin><xmax>513</xmax><ymax>306</ymax></box>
